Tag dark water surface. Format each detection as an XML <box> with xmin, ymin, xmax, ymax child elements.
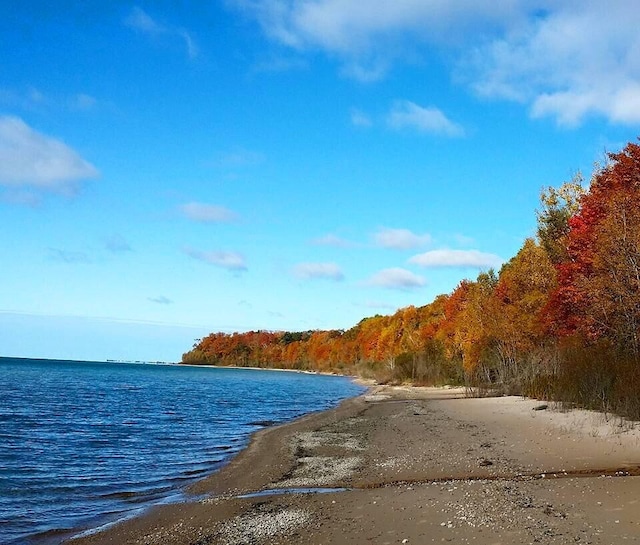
<box><xmin>0</xmin><ymin>357</ymin><xmax>365</xmax><ymax>544</ymax></box>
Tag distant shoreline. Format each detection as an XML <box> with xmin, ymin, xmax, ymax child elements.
<box><xmin>0</xmin><ymin>355</ymin><xmax>178</xmax><ymax>366</ymax></box>
<box><xmin>178</xmin><ymin>361</ymin><xmax>349</xmax><ymax>377</ymax></box>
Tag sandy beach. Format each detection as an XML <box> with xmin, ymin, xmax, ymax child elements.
<box><xmin>69</xmin><ymin>385</ymin><xmax>640</xmax><ymax>545</ymax></box>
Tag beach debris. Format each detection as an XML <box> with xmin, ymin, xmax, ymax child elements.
<box><xmin>533</xmin><ymin>404</ymin><xmax>549</xmax><ymax>411</ymax></box>
<box><xmin>478</xmin><ymin>458</ymin><xmax>494</xmax><ymax>467</ymax></box>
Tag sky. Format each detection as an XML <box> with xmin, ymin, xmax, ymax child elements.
<box><xmin>2</xmin><ymin>1</ymin><xmax>640</xmax><ymax>362</ymax></box>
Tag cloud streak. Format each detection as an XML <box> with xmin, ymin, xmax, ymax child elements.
<box><xmin>179</xmin><ymin>202</ymin><xmax>239</xmax><ymax>223</ymax></box>
<box><xmin>409</xmin><ymin>249</ymin><xmax>503</xmax><ymax>269</ymax></box>
<box><xmin>312</xmin><ymin>233</ymin><xmax>356</xmax><ymax>248</ymax></box>
<box><xmin>365</xmin><ymin>267</ymin><xmax>426</xmax><ymax>290</ymax></box>
<box><xmin>47</xmin><ymin>248</ymin><xmax>91</xmax><ymax>264</ymax></box>
<box><xmin>374</xmin><ymin>227</ymin><xmax>432</xmax><ymax>250</ymax></box>
<box><xmin>124</xmin><ymin>6</ymin><xmax>199</xmax><ymax>59</ymax></box>
<box><xmin>293</xmin><ymin>262</ymin><xmax>344</xmax><ymax>281</ymax></box>
<box><xmin>387</xmin><ymin>100</ymin><xmax>464</xmax><ymax>137</ymax></box>
<box><xmin>0</xmin><ymin>116</ymin><xmax>98</xmax><ymax>195</ymax></box>
<box><xmin>148</xmin><ymin>295</ymin><xmax>173</xmax><ymax>305</ymax></box>
<box><xmin>183</xmin><ymin>247</ymin><xmax>247</xmax><ymax>271</ymax></box>
<box><xmin>0</xmin><ymin>87</ymin><xmax>100</xmax><ymax>114</ymax></box>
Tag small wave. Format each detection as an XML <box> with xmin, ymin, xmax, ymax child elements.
<box><xmin>181</xmin><ymin>468</ymin><xmax>211</xmax><ymax>477</ymax></box>
<box><xmin>211</xmin><ymin>445</ymin><xmax>233</xmax><ymax>452</ymax></box>
<box><xmin>0</xmin><ymin>358</ymin><xmax>365</xmax><ymax>544</ymax></box>
<box><xmin>115</xmin><ymin>385</ymin><xmax>144</xmax><ymax>391</ymax></box>
<box><xmin>30</xmin><ymin>526</ymin><xmax>73</xmax><ymax>539</ymax></box>
<box><xmin>97</xmin><ymin>490</ymin><xmax>151</xmax><ymax>501</ymax></box>
<box><xmin>247</xmin><ymin>420</ymin><xmax>278</xmax><ymax>427</ymax></box>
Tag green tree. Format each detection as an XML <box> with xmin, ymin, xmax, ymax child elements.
<box><xmin>536</xmin><ymin>174</ymin><xmax>585</xmax><ymax>264</ymax></box>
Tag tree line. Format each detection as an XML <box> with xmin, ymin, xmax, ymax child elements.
<box><xmin>183</xmin><ymin>141</ymin><xmax>640</xmax><ymax>419</ymax></box>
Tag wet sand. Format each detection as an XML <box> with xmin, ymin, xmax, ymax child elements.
<box><xmin>69</xmin><ymin>386</ymin><xmax>640</xmax><ymax>545</ymax></box>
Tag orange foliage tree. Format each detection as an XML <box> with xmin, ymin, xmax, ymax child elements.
<box><xmin>181</xmin><ymin>139</ymin><xmax>640</xmax><ymax>416</ymax></box>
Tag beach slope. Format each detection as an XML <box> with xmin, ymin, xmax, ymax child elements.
<box><xmin>69</xmin><ymin>386</ymin><xmax>640</xmax><ymax>544</ymax></box>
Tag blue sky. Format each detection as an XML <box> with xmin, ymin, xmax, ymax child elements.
<box><xmin>2</xmin><ymin>1</ymin><xmax>640</xmax><ymax>362</ymax></box>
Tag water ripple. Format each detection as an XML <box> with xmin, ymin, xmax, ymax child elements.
<box><xmin>0</xmin><ymin>358</ymin><xmax>364</xmax><ymax>545</ymax></box>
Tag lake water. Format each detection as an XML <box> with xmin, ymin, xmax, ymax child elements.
<box><xmin>0</xmin><ymin>357</ymin><xmax>366</xmax><ymax>544</ymax></box>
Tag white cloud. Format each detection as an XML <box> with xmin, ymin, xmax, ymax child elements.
<box><xmin>312</xmin><ymin>233</ymin><xmax>355</xmax><ymax>248</ymax></box>
<box><xmin>374</xmin><ymin>227</ymin><xmax>431</xmax><ymax>250</ymax></box>
<box><xmin>387</xmin><ymin>100</ymin><xmax>464</xmax><ymax>136</ymax></box>
<box><xmin>468</xmin><ymin>1</ymin><xmax>640</xmax><ymax>125</ymax></box>
<box><xmin>124</xmin><ymin>6</ymin><xmax>198</xmax><ymax>59</ymax></box>
<box><xmin>229</xmin><ymin>0</ymin><xmax>525</xmax><ymax>81</ymax></box>
<box><xmin>230</xmin><ymin>1</ymin><xmax>640</xmax><ymax>125</ymax></box>
<box><xmin>409</xmin><ymin>249</ymin><xmax>503</xmax><ymax>269</ymax></box>
<box><xmin>530</xmin><ymin>85</ymin><xmax>640</xmax><ymax>127</ymax></box>
<box><xmin>293</xmin><ymin>262</ymin><xmax>344</xmax><ymax>281</ymax></box>
<box><xmin>183</xmin><ymin>247</ymin><xmax>247</xmax><ymax>271</ymax></box>
<box><xmin>366</xmin><ymin>267</ymin><xmax>426</xmax><ymax>290</ymax></box>
<box><xmin>0</xmin><ymin>116</ymin><xmax>98</xmax><ymax>194</ymax></box>
<box><xmin>179</xmin><ymin>202</ymin><xmax>239</xmax><ymax>223</ymax></box>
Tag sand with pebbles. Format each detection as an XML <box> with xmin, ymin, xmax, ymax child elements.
<box><xmin>69</xmin><ymin>385</ymin><xmax>640</xmax><ymax>545</ymax></box>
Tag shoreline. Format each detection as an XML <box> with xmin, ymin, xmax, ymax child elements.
<box><xmin>68</xmin><ymin>386</ymin><xmax>640</xmax><ymax>544</ymax></box>
<box><xmin>59</xmin><ymin>384</ymin><xmax>371</xmax><ymax>544</ymax></box>
<box><xmin>177</xmin><ymin>361</ymin><xmax>354</xmax><ymax>378</ymax></box>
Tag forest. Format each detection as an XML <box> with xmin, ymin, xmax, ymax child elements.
<box><xmin>183</xmin><ymin>140</ymin><xmax>640</xmax><ymax>419</ymax></box>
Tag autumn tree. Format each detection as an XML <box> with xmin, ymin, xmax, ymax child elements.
<box><xmin>491</xmin><ymin>238</ymin><xmax>556</xmax><ymax>388</ymax></box>
<box><xmin>550</xmin><ymin>142</ymin><xmax>640</xmax><ymax>357</ymax></box>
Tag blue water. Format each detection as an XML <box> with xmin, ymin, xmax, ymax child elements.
<box><xmin>0</xmin><ymin>357</ymin><xmax>365</xmax><ymax>545</ymax></box>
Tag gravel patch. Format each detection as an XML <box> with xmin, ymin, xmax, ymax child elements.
<box><xmin>295</xmin><ymin>430</ymin><xmax>364</xmax><ymax>451</ymax></box>
<box><xmin>364</xmin><ymin>394</ymin><xmax>391</xmax><ymax>402</ymax></box>
<box><xmin>274</xmin><ymin>456</ymin><xmax>362</xmax><ymax>487</ymax></box>
<box><xmin>376</xmin><ymin>455</ymin><xmax>411</xmax><ymax>470</ymax></box>
<box><xmin>434</xmin><ymin>479</ymin><xmax>598</xmax><ymax>544</ymax></box>
<box><xmin>217</xmin><ymin>506</ymin><xmax>311</xmax><ymax>545</ymax></box>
